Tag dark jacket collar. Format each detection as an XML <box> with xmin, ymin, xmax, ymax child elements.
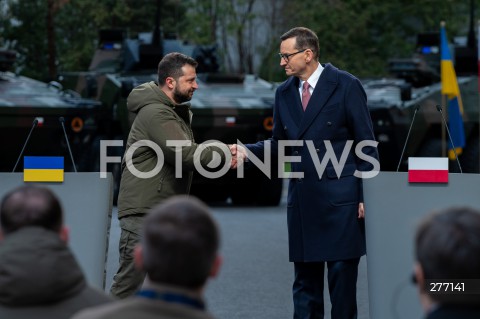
<box><xmin>282</xmin><ymin>63</ymin><xmax>338</xmax><ymax>139</ymax></box>
<box><xmin>0</xmin><ymin>227</ymin><xmax>86</xmax><ymax>306</ymax></box>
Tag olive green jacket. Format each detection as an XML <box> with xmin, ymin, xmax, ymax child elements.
<box><xmin>0</xmin><ymin>227</ymin><xmax>112</xmax><ymax>319</ymax></box>
<box><xmin>117</xmin><ymin>81</ymin><xmax>226</xmax><ymax>218</ymax></box>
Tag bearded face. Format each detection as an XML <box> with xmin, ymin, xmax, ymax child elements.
<box><xmin>172</xmin><ymin>65</ymin><xmax>198</xmax><ymax>104</ymax></box>
<box><xmin>173</xmin><ymin>85</ymin><xmax>194</xmax><ymax>104</ymax></box>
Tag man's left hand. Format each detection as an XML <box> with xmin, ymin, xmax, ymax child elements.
<box><xmin>358</xmin><ymin>202</ymin><xmax>365</xmax><ymax>219</ymax></box>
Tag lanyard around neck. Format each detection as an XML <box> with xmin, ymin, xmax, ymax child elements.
<box><xmin>136</xmin><ymin>289</ymin><xmax>205</xmax><ymax>310</ymax></box>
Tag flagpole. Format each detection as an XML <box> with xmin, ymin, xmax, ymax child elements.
<box><xmin>440</xmin><ymin>20</ymin><xmax>466</xmax><ymax>162</ymax></box>
<box><xmin>441</xmin><ymin>21</ymin><xmax>447</xmax><ymax>158</ymax></box>
<box><xmin>442</xmin><ymin>94</ymin><xmax>446</xmax><ymax>157</ymax></box>
<box><xmin>477</xmin><ymin>20</ymin><xmax>480</xmax><ymax>172</ymax></box>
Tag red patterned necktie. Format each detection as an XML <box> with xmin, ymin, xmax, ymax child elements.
<box><xmin>302</xmin><ymin>81</ymin><xmax>311</xmax><ymax>110</ymax></box>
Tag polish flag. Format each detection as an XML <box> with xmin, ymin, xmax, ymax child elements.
<box><xmin>408</xmin><ymin>157</ymin><xmax>449</xmax><ymax>183</ymax></box>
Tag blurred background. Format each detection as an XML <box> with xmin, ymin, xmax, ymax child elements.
<box><xmin>1</xmin><ymin>0</ymin><xmax>479</xmax><ymax>206</ymax></box>
<box><xmin>0</xmin><ymin>0</ymin><xmax>476</xmax><ymax>81</ymax></box>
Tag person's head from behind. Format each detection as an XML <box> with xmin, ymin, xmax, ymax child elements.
<box><xmin>414</xmin><ymin>207</ymin><xmax>480</xmax><ymax>310</ymax></box>
<box><xmin>0</xmin><ymin>185</ymin><xmax>67</xmax><ymax>241</ymax></box>
<box><xmin>279</xmin><ymin>27</ymin><xmax>319</xmax><ymax>78</ymax></box>
<box><xmin>134</xmin><ymin>195</ymin><xmax>221</xmax><ymax>291</ymax></box>
<box><xmin>157</xmin><ymin>52</ymin><xmax>199</xmax><ymax>104</ymax></box>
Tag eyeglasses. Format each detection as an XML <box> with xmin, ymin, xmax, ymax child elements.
<box><xmin>278</xmin><ymin>49</ymin><xmax>307</xmax><ymax>62</ymax></box>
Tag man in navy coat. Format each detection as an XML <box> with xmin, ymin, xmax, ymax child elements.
<box><xmin>235</xmin><ymin>27</ymin><xmax>379</xmax><ymax>319</ymax></box>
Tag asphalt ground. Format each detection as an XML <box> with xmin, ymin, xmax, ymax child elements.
<box><xmin>105</xmin><ymin>182</ymin><xmax>370</xmax><ymax>319</ymax></box>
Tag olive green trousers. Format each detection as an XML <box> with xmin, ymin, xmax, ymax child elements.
<box><xmin>110</xmin><ymin>214</ymin><xmax>146</xmax><ymax>299</ymax></box>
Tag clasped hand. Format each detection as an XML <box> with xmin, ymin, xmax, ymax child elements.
<box><xmin>228</xmin><ymin>144</ymin><xmax>248</xmax><ymax>169</ymax></box>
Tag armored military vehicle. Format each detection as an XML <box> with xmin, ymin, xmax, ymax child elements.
<box><xmin>0</xmin><ymin>49</ymin><xmax>102</xmax><ymax>173</ymax></box>
<box><xmin>58</xmin><ymin>28</ymin><xmax>283</xmax><ymax>205</ymax></box>
<box><xmin>365</xmin><ymin>30</ymin><xmax>479</xmax><ymax>174</ymax></box>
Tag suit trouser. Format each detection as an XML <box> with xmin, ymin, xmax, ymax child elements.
<box><xmin>110</xmin><ymin>214</ymin><xmax>146</xmax><ymax>299</ymax></box>
<box><xmin>293</xmin><ymin>258</ymin><xmax>360</xmax><ymax>319</ymax></box>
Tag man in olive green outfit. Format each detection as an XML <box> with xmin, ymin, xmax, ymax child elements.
<box><xmin>0</xmin><ymin>186</ymin><xmax>111</xmax><ymax>319</ymax></box>
<box><xmin>110</xmin><ymin>52</ymin><xmax>230</xmax><ymax>299</ymax></box>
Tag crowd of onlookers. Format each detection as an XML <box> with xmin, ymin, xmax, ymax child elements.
<box><xmin>0</xmin><ymin>185</ymin><xmax>220</xmax><ymax>319</ymax></box>
<box><xmin>0</xmin><ymin>185</ymin><xmax>479</xmax><ymax>319</ymax></box>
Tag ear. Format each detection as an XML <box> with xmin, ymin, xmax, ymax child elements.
<box><xmin>305</xmin><ymin>49</ymin><xmax>313</xmax><ymax>63</ymax></box>
<box><xmin>133</xmin><ymin>244</ymin><xmax>143</xmax><ymax>271</ymax></box>
<box><xmin>59</xmin><ymin>225</ymin><xmax>69</xmax><ymax>243</ymax></box>
<box><xmin>209</xmin><ymin>254</ymin><xmax>223</xmax><ymax>278</ymax></box>
<box><xmin>415</xmin><ymin>262</ymin><xmax>436</xmax><ymax>312</ymax></box>
<box><xmin>414</xmin><ymin>262</ymin><xmax>425</xmax><ymax>292</ymax></box>
<box><xmin>165</xmin><ymin>77</ymin><xmax>176</xmax><ymax>90</ymax></box>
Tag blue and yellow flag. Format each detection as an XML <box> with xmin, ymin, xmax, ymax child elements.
<box><xmin>24</xmin><ymin>156</ymin><xmax>64</xmax><ymax>182</ymax></box>
<box><xmin>440</xmin><ymin>22</ymin><xmax>466</xmax><ymax>160</ymax></box>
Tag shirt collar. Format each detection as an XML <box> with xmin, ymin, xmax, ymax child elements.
<box><xmin>141</xmin><ymin>278</ymin><xmax>204</xmax><ymax>302</ymax></box>
<box><xmin>300</xmin><ymin>63</ymin><xmax>323</xmax><ymax>90</ymax></box>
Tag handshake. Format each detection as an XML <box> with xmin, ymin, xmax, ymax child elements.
<box><xmin>228</xmin><ymin>144</ymin><xmax>248</xmax><ymax>169</ymax></box>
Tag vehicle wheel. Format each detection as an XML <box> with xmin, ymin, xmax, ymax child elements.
<box><xmin>231</xmin><ymin>176</ymin><xmax>283</xmax><ymax>206</ymax></box>
<box><xmin>460</xmin><ymin>137</ymin><xmax>479</xmax><ymax>173</ymax></box>
<box><xmin>90</xmin><ymin>135</ymin><xmax>124</xmax><ymax>205</ymax></box>
<box><xmin>190</xmin><ymin>183</ymin><xmax>229</xmax><ymax>204</ymax></box>
<box><xmin>111</xmin><ymin>160</ymin><xmax>122</xmax><ymax>206</ymax></box>
<box><xmin>230</xmin><ymin>181</ymin><xmax>253</xmax><ymax>206</ymax></box>
<box><xmin>110</xmin><ymin>136</ymin><xmax>125</xmax><ymax>205</ymax></box>
<box><xmin>256</xmin><ymin>177</ymin><xmax>283</xmax><ymax>206</ymax></box>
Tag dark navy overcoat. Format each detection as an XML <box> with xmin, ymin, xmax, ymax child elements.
<box><xmin>248</xmin><ymin>63</ymin><xmax>379</xmax><ymax>262</ymax></box>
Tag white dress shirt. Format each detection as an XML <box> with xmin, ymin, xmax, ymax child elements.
<box><xmin>299</xmin><ymin>63</ymin><xmax>324</xmax><ymax>104</ymax></box>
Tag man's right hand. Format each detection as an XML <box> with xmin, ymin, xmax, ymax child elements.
<box><xmin>228</xmin><ymin>144</ymin><xmax>248</xmax><ymax>169</ymax></box>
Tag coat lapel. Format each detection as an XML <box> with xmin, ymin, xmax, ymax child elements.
<box><xmin>282</xmin><ymin>77</ymin><xmax>303</xmax><ymax>126</ymax></box>
<box><xmin>296</xmin><ymin>64</ymin><xmax>338</xmax><ymax>139</ymax></box>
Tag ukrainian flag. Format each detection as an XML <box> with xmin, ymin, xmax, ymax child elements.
<box><xmin>440</xmin><ymin>22</ymin><xmax>466</xmax><ymax>160</ymax></box>
<box><xmin>24</xmin><ymin>156</ymin><xmax>64</xmax><ymax>182</ymax></box>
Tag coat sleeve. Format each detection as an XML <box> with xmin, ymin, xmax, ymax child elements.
<box><xmin>345</xmin><ymin>78</ymin><xmax>379</xmax><ymax>171</ymax></box>
<box><xmin>344</xmin><ymin>78</ymin><xmax>380</xmax><ymax>202</ymax></box>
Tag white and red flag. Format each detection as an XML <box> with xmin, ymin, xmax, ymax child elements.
<box><xmin>408</xmin><ymin>157</ymin><xmax>449</xmax><ymax>183</ymax></box>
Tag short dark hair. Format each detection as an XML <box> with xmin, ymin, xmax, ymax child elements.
<box><xmin>415</xmin><ymin>207</ymin><xmax>480</xmax><ymax>305</ymax></box>
<box><xmin>280</xmin><ymin>27</ymin><xmax>320</xmax><ymax>61</ymax></box>
<box><xmin>157</xmin><ymin>52</ymin><xmax>198</xmax><ymax>86</ymax></box>
<box><xmin>0</xmin><ymin>186</ymin><xmax>63</xmax><ymax>234</ymax></box>
<box><xmin>142</xmin><ymin>195</ymin><xmax>220</xmax><ymax>289</ymax></box>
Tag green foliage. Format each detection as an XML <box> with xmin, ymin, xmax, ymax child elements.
<box><xmin>178</xmin><ymin>0</ymin><xmax>218</xmax><ymax>44</ymax></box>
<box><xmin>55</xmin><ymin>0</ymin><xmax>100</xmax><ymax>72</ymax></box>
<box><xmin>179</xmin><ymin>0</ymin><xmax>258</xmax><ymax>73</ymax></box>
<box><xmin>0</xmin><ymin>0</ymin><xmax>478</xmax><ymax>81</ymax></box>
<box><xmin>258</xmin><ymin>41</ymin><xmax>286</xmax><ymax>82</ymax></box>
<box><xmin>275</xmin><ymin>0</ymin><xmax>464</xmax><ymax>78</ymax></box>
<box><xmin>1</xmin><ymin>0</ymin><xmax>184</xmax><ymax>79</ymax></box>
<box><xmin>2</xmin><ymin>0</ymin><xmax>49</xmax><ymax>79</ymax></box>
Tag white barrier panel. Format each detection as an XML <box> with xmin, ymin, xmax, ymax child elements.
<box><xmin>363</xmin><ymin>172</ymin><xmax>480</xmax><ymax>319</ymax></box>
<box><xmin>0</xmin><ymin>172</ymin><xmax>113</xmax><ymax>289</ymax></box>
